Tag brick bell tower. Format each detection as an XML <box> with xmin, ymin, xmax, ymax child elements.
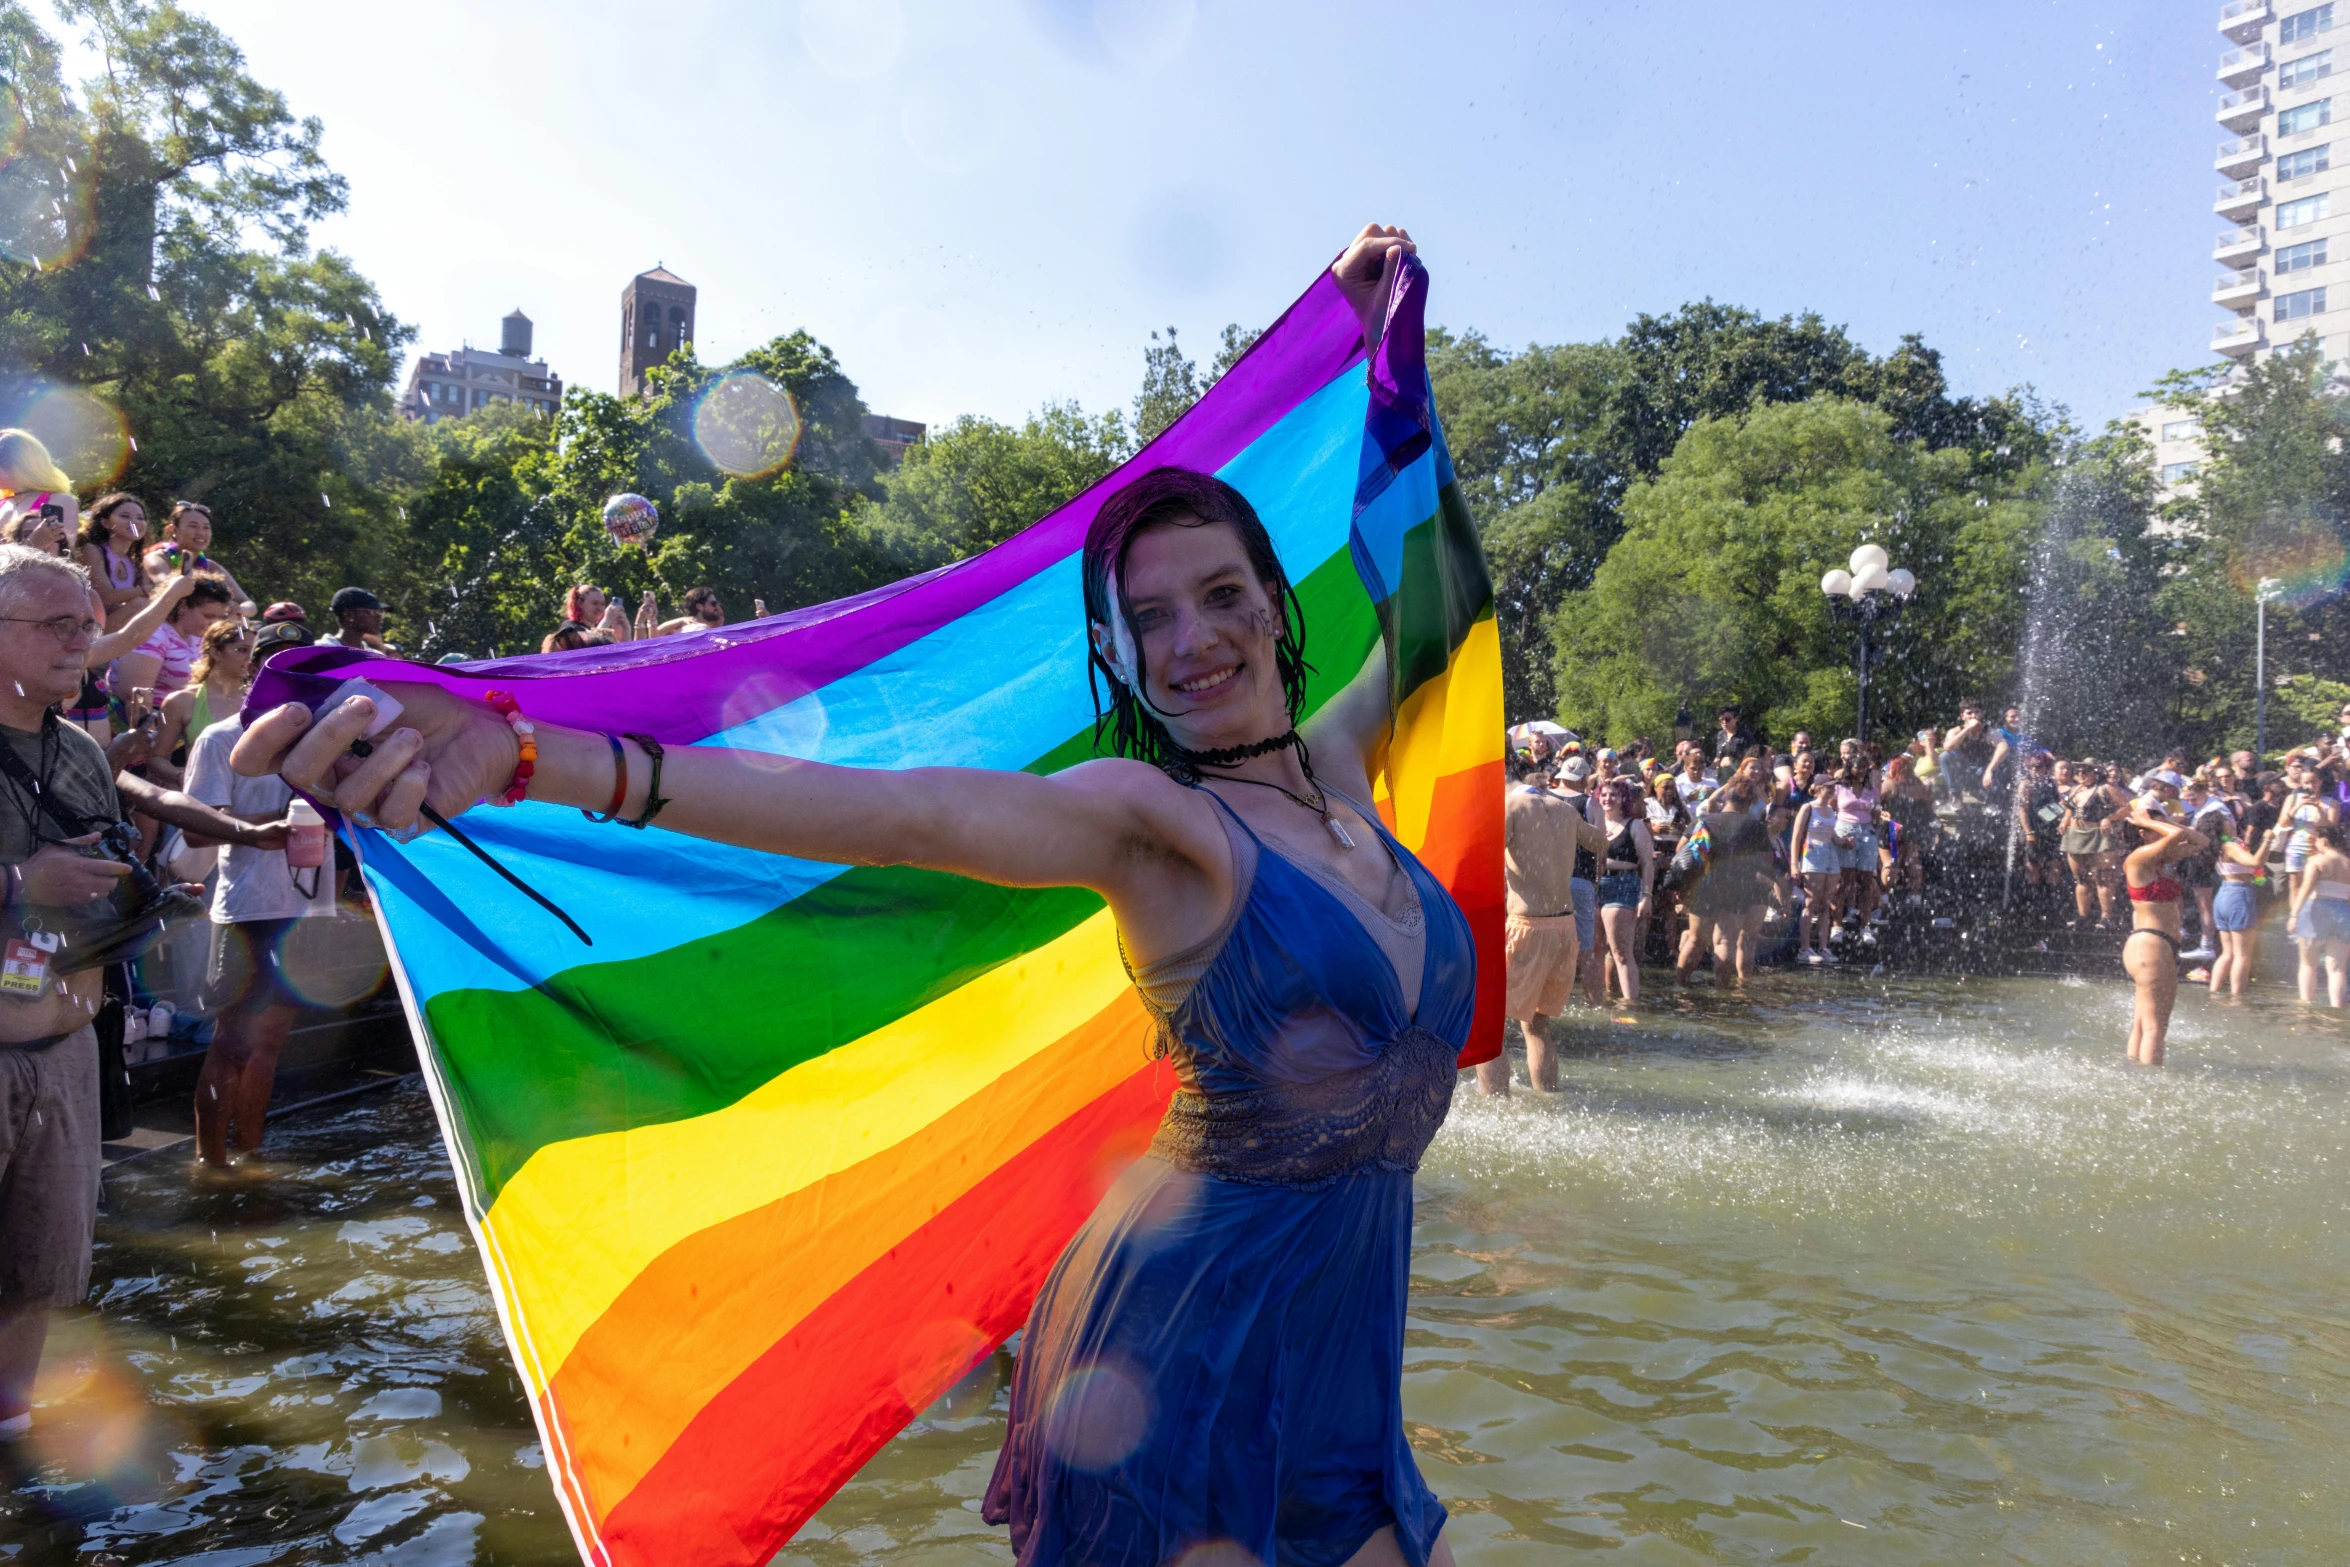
<box><xmin>619</xmin><ymin>266</ymin><xmax>696</xmax><ymax>397</ymax></box>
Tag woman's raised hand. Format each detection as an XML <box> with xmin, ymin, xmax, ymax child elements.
<box><xmin>1331</xmin><ymin>223</ymin><xmax>1416</xmax><ymax>351</ymax></box>
<box><xmin>231</xmin><ymin>685</ymin><xmax>519</xmax><ymax>836</ymax></box>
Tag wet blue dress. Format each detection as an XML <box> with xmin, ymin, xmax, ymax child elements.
<box><xmin>983</xmin><ymin>789</ymin><xmax>1475</xmax><ymax>1567</ymax></box>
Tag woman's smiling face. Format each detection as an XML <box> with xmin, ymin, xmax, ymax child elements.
<box><xmin>1096</xmin><ymin>516</ymin><xmax>1289</xmax><ymax>751</ymax></box>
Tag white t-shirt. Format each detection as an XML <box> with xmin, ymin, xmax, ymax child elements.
<box><xmin>187</xmin><ymin>715</ymin><xmax>337</xmax><ymax>924</ymax></box>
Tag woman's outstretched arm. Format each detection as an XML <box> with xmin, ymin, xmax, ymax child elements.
<box><xmin>233</xmin><ymin>686</ymin><xmax>1233</xmax><ymax>939</ymax></box>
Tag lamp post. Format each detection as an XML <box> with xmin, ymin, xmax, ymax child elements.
<box><xmin>2255</xmin><ymin>575</ymin><xmax>2283</xmax><ymax>763</ymax></box>
<box><xmin>1820</xmin><ymin>543</ymin><xmax>1919</xmax><ymax>745</ymax></box>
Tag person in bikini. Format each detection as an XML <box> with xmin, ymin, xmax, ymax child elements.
<box><xmin>2117</xmin><ymin>799</ymin><xmax>2208</xmax><ymax>1067</ymax></box>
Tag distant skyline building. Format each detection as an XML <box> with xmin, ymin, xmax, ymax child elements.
<box><xmin>400</xmin><ymin>310</ymin><xmax>563</xmax><ymax>424</ymax></box>
<box><xmin>620</xmin><ymin>266</ymin><xmax>696</xmax><ymax>397</ymax></box>
<box><xmin>615</xmin><ymin>265</ymin><xmax>929</xmax><ymax>464</ymax></box>
<box><xmin>2214</xmin><ymin>0</ymin><xmax>2347</xmax><ymax>367</ymax></box>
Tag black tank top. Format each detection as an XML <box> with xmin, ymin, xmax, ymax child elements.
<box><xmin>1563</xmin><ymin>791</ymin><xmax>1598</xmax><ymax>882</ymax></box>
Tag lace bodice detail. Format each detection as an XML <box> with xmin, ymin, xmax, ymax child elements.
<box><xmin>1117</xmin><ymin>788</ymin><xmax>1476</xmax><ymax>1190</ymax></box>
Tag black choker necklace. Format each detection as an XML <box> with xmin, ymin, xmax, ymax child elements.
<box><xmin>1176</xmin><ymin>730</ymin><xmax>1299</xmax><ymax>769</ymax></box>
<box><xmin>1167</xmin><ymin>730</ymin><xmax>1357</xmax><ymax>851</ymax></box>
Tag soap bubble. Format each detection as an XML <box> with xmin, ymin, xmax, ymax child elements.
<box><xmin>693</xmin><ymin>373</ymin><xmax>802</xmax><ymax>478</ymax></box>
<box><xmin>602</xmin><ymin>492</ymin><xmax>659</xmax><ymax>549</ymax></box>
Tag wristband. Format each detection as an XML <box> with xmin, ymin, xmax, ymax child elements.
<box><xmin>618</xmin><ymin>733</ymin><xmax>670</xmax><ymax>829</ymax></box>
<box><xmin>485</xmin><ymin>690</ymin><xmax>537</xmax><ymax>806</ymax></box>
<box><xmin>582</xmin><ymin>732</ymin><xmax>628</xmax><ymax>824</ymax></box>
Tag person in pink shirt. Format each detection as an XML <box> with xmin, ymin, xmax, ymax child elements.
<box><xmin>113</xmin><ymin>574</ymin><xmax>234</xmax><ymax>700</ymax></box>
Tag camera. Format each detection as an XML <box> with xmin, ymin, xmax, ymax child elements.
<box><xmin>45</xmin><ymin>821</ymin><xmax>207</xmax><ymax>974</ymax></box>
<box><xmin>36</xmin><ymin>502</ymin><xmax>63</xmax><ymax>525</ymax></box>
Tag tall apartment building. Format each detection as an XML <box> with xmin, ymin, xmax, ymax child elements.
<box><xmin>2215</xmin><ymin>0</ymin><xmax>2349</xmax><ymax>365</ymax></box>
<box><xmin>401</xmin><ymin>311</ymin><xmax>563</xmax><ymax>424</ymax></box>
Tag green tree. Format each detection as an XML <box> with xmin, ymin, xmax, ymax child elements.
<box><xmin>2157</xmin><ymin>341</ymin><xmax>2350</xmax><ymax>757</ymax></box>
<box><xmin>852</xmin><ymin>401</ymin><xmax>1131</xmax><ymax>568</ymax></box>
<box><xmin>1427</xmin><ymin>328</ymin><xmax>1621</xmax><ymax>720</ymax></box>
<box><xmin>1133</xmin><ymin>325</ymin><xmax>1198</xmax><ymax>444</ymax></box>
<box><xmin>0</xmin><ymin>0</ymin><xmax>421</xmax><ymax>616</ymax></box>
<box><xmin>1550</xmin><ymin>396</ymin><xmax>2041</xmax><ymax>748</ymax></box>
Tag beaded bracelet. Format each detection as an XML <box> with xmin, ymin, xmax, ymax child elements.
<box><xmin>484</xmin><ymin>689</ymin><xmax>537</xmax><ymax>806</ymax></box>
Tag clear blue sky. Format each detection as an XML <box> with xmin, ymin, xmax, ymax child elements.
<box><xmin>153</xmin><ymin>0</ymin><xmax>2216</xmax><ymax>433</ymax></box>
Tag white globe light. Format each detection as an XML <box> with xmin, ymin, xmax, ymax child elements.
<box><xmin>1821</xmin><ymin>569</ymin><xmax>1853</xmax><ymax>597</ymax></box>
<box><xmin>1853</xmin><ymin>563</ymin><xmax>1891</xmax><ymax>595</ymax></box>
<box><xmin>1849</xmin><ymin>543</ymin><xmax>1890</xmax><ymax>577</ymax></box>
<box><xmin>1887</xmin><ymin>567</ymin><xmax>1916</xmax><ymax>598</ymax></box>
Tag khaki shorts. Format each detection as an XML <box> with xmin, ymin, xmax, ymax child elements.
<box><xmin>1505</xmin><ymin>913</ymin><xmax>1580</xmax><ymax>1021</ymax></box>
<box><xmin>0</xmin><ymin>1025</ymin><xmax>98</xmax><ymax>1309</ymax></box>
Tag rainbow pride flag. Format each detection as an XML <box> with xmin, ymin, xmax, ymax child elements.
<box><xmin>250</xmin><ymin>253</ymin><xmax>1502</xmax><ymax>1567</ymax></box>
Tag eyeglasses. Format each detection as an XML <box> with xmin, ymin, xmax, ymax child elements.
<box><xmin>0</xmin><ymin>614</ymin><xmax>99</xmax><ymax>645</ymax></box>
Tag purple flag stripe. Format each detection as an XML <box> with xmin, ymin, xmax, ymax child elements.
<box><xmin>250</xmin><ymin>273</ymin><xmax>1366</xmax><ymax>741</ymax></box>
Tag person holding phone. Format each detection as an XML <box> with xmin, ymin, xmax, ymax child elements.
<box><xmin>73</xmin><ymin>493</ymin><xmax>152</xmax><ymax>631</ymax></box>
<box><xmin>141</xmin><ymin>502</ymin><xmax>257</xmax><ymax>618</ymax></box>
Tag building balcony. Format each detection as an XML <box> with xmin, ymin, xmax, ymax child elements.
<box><xmin>2215</xmin><ymin>268</ymin><xmax>2267</xmax><ymax>305</ymax></box>
<box><xmin>2214</xmin><ymin>316</ymin><xmax>2267</xmax><ymax>356</ymax></box>
<box><xmin>2216</xmin><ymin>223</ymin><xmax>2267</xmax><ymax>262</ymax></box>
<box><xmin>2220</xmin><ymin>0</ymin><xmax>2271</xmax><ymax>41</ymax></box>
<box><xmin>2218</xmin><ymin>175</ymin><xmax>2267</xmax><ymax>218</ymax></box>
<box><xmin>2218</xmin><ymin>132</ymin><xmax>2269</xmax><ymax>175</ymax></box>
<box><xmin>2219</xmin><ymin>42</ymin><xmax>2271</xmax><ymax>85</ymax></box>
<box><xmin>2217</xmin><ymin>84</ymin><xmax>2271</xmax><ymax>129</ymax></box>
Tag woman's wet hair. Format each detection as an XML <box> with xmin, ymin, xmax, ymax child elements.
<box><xmin>1081</xmin><ymin>466</ymin><xmax>1310</xmax><ymax>771</ymax></box>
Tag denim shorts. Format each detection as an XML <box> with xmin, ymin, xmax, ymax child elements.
<box><xmin>1798</xmin><ymin>840</ymin><xmax>1841</xmax><ymax>876</ymax></box>
<box><xmin>2213</xmin><ymin>881</ymin><xmax>2258</xmax><ymax>933</ymax></box>
<box><xmin>1569</xmin><ymin>878</ymin><xmax>1597</xmax><ymax>949</ymax></box>
<box><xmin>1597</xmin><ymin>871</ymin><xmax>1643</xmax><ymax>909</ymax></box>
<box><xmin>1835</xmin><ymin>825</ymin><xmax>1880</xmax><ymax>872</ymax></box>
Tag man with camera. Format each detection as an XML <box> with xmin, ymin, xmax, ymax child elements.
<box><xmin>0</xmin><ymin>545</ymin><xmax>143</xmax><ymax>1446</ymax></box>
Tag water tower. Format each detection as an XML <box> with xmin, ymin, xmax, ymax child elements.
<box><xmin>501</xmin><ymin>309</ymin><xmax>533</xmax><ymax>359</ymax></box>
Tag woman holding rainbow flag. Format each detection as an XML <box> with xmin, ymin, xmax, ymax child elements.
<box><xmin>236</xmin><ymin>225</ymin><xmax>1464</xmax><ymax>1567</ymax></box>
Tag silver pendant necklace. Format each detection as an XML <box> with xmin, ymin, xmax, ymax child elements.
<box><xmin>1203</xmin><ymin>771</ymin><xmax>1356</xmax><ymax>850</ymax></box>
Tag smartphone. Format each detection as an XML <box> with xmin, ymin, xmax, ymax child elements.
<box><xmin>319</xmin><ymin>676</ymin><xmax>405</xmax><ymax>739</ymax></box>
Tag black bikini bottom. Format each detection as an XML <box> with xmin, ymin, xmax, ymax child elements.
<box><xmin>2124</xmin><ymin>927</ymin><xmax>2181</xmax><ymax>959</ymax></box>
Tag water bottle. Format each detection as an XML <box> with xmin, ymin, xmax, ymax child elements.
<box><xmin>286</xmin><ymin>797</ymin><xmax>327</xmax><ymax>870</ymax></box>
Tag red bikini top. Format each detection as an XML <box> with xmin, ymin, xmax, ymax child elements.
<box><xmin>2127</xmin><ymin>877</ymin><xmax>2182</xmax><ymax>904</ymax></box>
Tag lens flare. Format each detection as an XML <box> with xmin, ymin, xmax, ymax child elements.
<box><xmin>2233</xmin><ymin>511</ymin><xmax>2349</xmax><ymax>611</ymax></box>
<box><xmin>693</xmin><ymin>373</ymin><xmax>802</xmax><ymax>479</ymax></box>
<box><xmin>0</xmin><ymin>145</ymin><xmax>96</xmax><ymax>269</ymax></box>
<box><xmin>1043</xmin><ymin>1360</ymin><xmax>1152</xmax><ymax>1472</ymax></box>
<box><xmin>0</xmin><ymin>381</ymin><xmax>131</xmax><ymax>488</ymax></box>
<box><xmin>278</xmin><ymin>912</ymin><xmax>391</xmax><ymax>1009</ymax></box>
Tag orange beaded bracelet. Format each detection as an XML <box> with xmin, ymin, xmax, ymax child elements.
<box><xmin>485</xmin><ymin>689</ymin><xmax>537</xmax><ymax>806</ymax></box>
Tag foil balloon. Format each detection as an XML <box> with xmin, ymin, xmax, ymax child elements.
<box><xmin>602</xmin><ymin>492</ymin><xmax>659</xmax><ymax>549</ymax></box>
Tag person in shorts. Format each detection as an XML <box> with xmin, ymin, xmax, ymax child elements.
<box><xmin>1477</xmin><ymin>741</ymin><xmax>1608</xmax><ymax>1096</ymax></box>
<box><xmin>185</xmin><ymin>708</ymin><xmax>334</xmax><ymax>1169</ymax></box>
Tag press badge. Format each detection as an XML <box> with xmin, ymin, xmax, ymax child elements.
<box><xmin>1</xmin><ymin>930</ymin><xmax>59</xmax><ymax>995</ymax></box>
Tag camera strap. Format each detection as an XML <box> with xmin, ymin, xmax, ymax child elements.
<box><xmin>0</xmin><ymin>712</ymin><xmax>105</xmax><ymax>845</ymax></box>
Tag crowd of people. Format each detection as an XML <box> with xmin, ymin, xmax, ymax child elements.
<box><xmin>1488</xmin><ymin>697</ymin><xmax>2350</xmax><ymax>1092</ymax></box>
<box><xmin>0</xmin><ymin>427</ymin><xmax>774</xmax><ymax>1461</ymax></box>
